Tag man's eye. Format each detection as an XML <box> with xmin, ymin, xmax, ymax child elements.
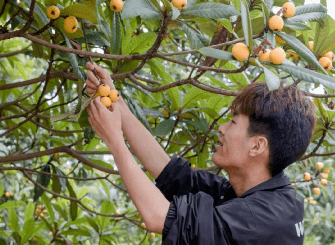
<box><xmin>230</xmin><ymin>120</ymin><xmax>235</xmax><ymax>124</ymax></box>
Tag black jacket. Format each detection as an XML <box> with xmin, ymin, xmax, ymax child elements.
<box><xmin>155</xmin><ymin>156</ymin><xmax>305</xmax><ymax>245</ymax></box>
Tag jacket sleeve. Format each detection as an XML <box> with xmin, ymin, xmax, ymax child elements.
<box><xmin>155</xmin><ymin>156</ymin><xmax>234</xmax><ymax>205</ymax></box>
<box><xmin>162</xmin><ymin>191</ymin><xmax>232</xmax><ymax>245</ymax></box>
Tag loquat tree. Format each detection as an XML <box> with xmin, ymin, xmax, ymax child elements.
<box><xmin>0</xmin><ymin>0</ymin><xmax>335</xmax><ymax>244</ymax></box>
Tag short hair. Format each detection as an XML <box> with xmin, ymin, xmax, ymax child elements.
<box><xmin>230</xmin><ymin>82</ymin><xmax>316</xmax><ymax>177</ymax></box>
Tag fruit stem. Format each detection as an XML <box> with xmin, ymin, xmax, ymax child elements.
<box><xmin>252</xmin><ymin>39</ymin><xmax>274</xmax><ymax>57</ymax></box>
<box><xmin>82</xmin><ymin>22</ymin><xmax>101</xmax><ymax>87</ymax></box>
<box><xmin>277</xmin><ymin>7</ymin><xmax>285</xmax><ymax>16</ymax></box>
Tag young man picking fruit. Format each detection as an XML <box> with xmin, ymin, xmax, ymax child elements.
<box><xmin>85</xmin><ymin>62</ymin><xmax>316</xmax><ymax>244</ymax></box>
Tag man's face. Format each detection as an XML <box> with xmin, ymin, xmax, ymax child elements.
<box><xmin>213</xmin><ymin>109</ymin><xmax>251</xmax><ymax>172</ymax></box>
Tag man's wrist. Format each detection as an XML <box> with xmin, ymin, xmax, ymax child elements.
<box><xmin>106</xmin><ymin>134</ymin><xmax>126</xmax><ymax>153</ymax></box>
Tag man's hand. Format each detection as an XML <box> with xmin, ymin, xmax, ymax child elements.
<box><xmin>85</xmin><ymin>62</ymin><xmax>115</xmax><ymax>95</ymax></box>
<box><xmin>87</xmin><ymin>96</ymin><xmax>123</xmax><ymax>148</ymax></box>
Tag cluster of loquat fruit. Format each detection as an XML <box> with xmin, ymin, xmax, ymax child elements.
<box><xmin>232</xmin><ymin>2</ymin><xmax>296</xmax><ymax>65</ymax></box>
<box><xmin>91</xmin><ymin>84</ymin><xmax>119</xmax><ymax>108</ymax></box>
<box><xmin>303</xmin><ymin>161</ymin><xmax>332</xmax><ymax>197</ymax></box>
<box><xmin>46</xmin><ymin>0</ymin><xmax>125</xmax><ymax>34</ymax></box>
<box><xmin>231</xmin><ymin>1</ymin><xmax>334</xmax><ymax>72</ymax></box>
<box><xmin>4</xmin><ymin>191</ymin><xmax>14</xmax><ymax>198</ymax></box>
<box><xmin>35</xmin><ymin>204</ymin><xmax>48</xmax><ymax>220</ymax></box>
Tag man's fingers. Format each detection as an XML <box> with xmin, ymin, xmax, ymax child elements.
<box><xmin>90</xmin><ymin>62</ymin><xmax>111</xmax><ymax>80</ymax></box>
<box><xmin>93</xmin><ymin>96</ymin><xmax>106</xmax><ymax>113</ymax></box>
<box><xmin>86</xmin><ymin>71</ymin><xmax>100</xmax><ymax>87</ymax></box>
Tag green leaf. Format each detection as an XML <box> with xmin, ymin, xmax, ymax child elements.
<box><xmin>182</xmin><ymin>23</ymin><xmax>208</xmax><ymax>49</ymax></box>
<box><xmin>154</xmin><ymin>119</ymin><xmax>176</xmax><ymax>136</ymax></box>
<box><xmin>0</xmin><ymin>181</ymin><xmax>3</xmax><ymax>197</ymax></box>
<box><xmin>271</xmin><ymin>61</ymin><xmax>335</xmax><ymax>90</ymax></box>
<box><xmin>24</xmin><ymin>202</ymin><xmax>34</xmax><ymax>223</ymax></box>
<box><xmin>41</xmin><ymin>192</ymin><xmax>55</xmax><ymax>223</ymax></box>
<box><xmin>61</xmin><ymin>228</ymin><xmax>91</xmax><ymax>236</ymax></box>
<box><xmin>78</xmin><ymin>108</ymin><xmax>90</xmax><ymax>128</ymax></box>
<box><xmin>255</xmin><ymin>59</ymin><xmax>280</xmax><ymax>91</ymax></box>
<box><xmin>264</xmin><ymin>0</ymin><xmax>274</xmax><ymax>12</ymax></box>
<box><xmin>75</xmin><ymin>81</ymin><xmax>84</xmax><ymax>114</ymax></box>
<box><xmin>21</xmin><ymin>0</ymin><xmax>49</xmax><ymax>25</ymax></box>
<box><xmin>182</xmin><ymin>87</ymin><xmax>213</xmax><ymax>109</ymax></box>
<box><xmin>9</xmin><ymin>207</ymin><xmax>19</xmax><ymax>232</ymax></box>
<box><xmin>74</xmin><ymin>30</ymin><xmax>110</xmax><ymax>47</ymax></box>
<box><xmin>112</xmin><ymin>12</ymin><xmax>122</xmax><ymax>54</ymax></box>
<box><xmin>50</xmin><ymin>97</ymin><xmax>92</xmax><ymax>123</ymax></box>
<box><xmin>285</xmin><ymin>3</ymin><xmax>327</xmax><ymax>23</ymax></box>
<box><xmin>198</xmin><ymin>47</ymin><xmax>234</xmax><ymax>60</ymax></box>
<box><xmin>0</xmin><ymin>201</ymin><xmax>25</xmax><ymax>209</ymax></box>
<box><xmin>33</xmin><ymin>164</ymin><xmax>51</xmax><ymax>202</ymax></box>
<box><xmin>87</xmin><ymin>217</ymin><xmax>100</xmax><ymax>233</ymax></box>
<box><xmin>99</xmin><ymin>200</ymin><xmax>116</xmax><ymax>232</ymax></box>
<box><xmin>275</xmin><ymin>32</ymin><xmax>328</xmax><ymax>74</ymax></box>
<box><xmin>180</xmin><ymin>3</ymin><xmax>239</xmax><ymax>19</ymax></box>
<box><xmin>314</xmin><ymin>15</ymin><xmax>335</xmax><ymax>56</ymax></box>
<box><xmin>313</xmin><ymin>98</ymin><xmax>335</xmax><ymax>122</ymax></box>
<box><xmin>61</xmin><ymin>3</ymin><xmax>98</xmax><ymax>24</ymax></box>
<box><xmin>121</xmin><ymin>0</ymin><xmax>162</xmax><ymax>20</ymax></box>
<box><xmin>240</xmin><ymin>0</ymin><xmax>252</xmax><ymax>50</ymax></box>
<box><xmin>284</xmin><ymin>22</ymin><xmax>312</xmax><ymax>30</ymax></box>
<box><xmin>66</xmin><ymin>180</ymin><xmax>78</xmax><ymax>221</ymax></box>
<box><xmin>20</xmin><ymin>218</ymin><xmax>35</xmax><ymax>244</ymax></box>
<box><xmin>59</xmin><ymin>31</ymin><xmax>86</xmax><ymax>82</ymax></box>
<box><xmin>125</xmin><ymin>32</ymin><xmax>157</xmax><ymax>55</ymax></box>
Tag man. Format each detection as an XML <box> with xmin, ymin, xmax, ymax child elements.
<box><xmin>85</xmin><ymin>62</ymin><xmax>316</xmax><ymax>244</ymax></box>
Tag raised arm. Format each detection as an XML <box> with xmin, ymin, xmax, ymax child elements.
<box><xmin>118</xmin><ymin>96</ymin><xmax>171</xmax><ymax>179</ymax></box>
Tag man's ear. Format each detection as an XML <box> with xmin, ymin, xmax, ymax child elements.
<box><xmin>249</xmin><ymin>136</ymin><xmax>268</xmax><ymax>157</ymax></box>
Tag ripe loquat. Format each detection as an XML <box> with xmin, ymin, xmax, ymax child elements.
<box><xmin>258</xmin><ymin>49</ymin><xmax>271</xmax><ymax>62</ymax></box>
<box><xmin>304</xmin><ymin>172</ymin><xmax>311</xmax><ymax>181</ymax></box>
<box><xmin>275</xmin><ymin>34</ymin><xmax>285</xmax><ymax>45</ymax></box>
<box><xmin>232</xmin><ymin>43</ymin><xmax>250</xmax><ymax>61</ymax></box>
<box><xmin>172</xmin><ymin>0</ymin><xmax>187</xmax><ymax>10</ymax></box>
<box><xmin>101</xmin><ymin>97</ymin><xmax>112</xmax><ymax>108</ymax></box>
<box><xmin>47</xmin><ymin>6</ymin><xmax>60</xmax><ymax>19</ymax></box>
<box><xmin>287</xmin><ymin>52</ymin><xmax>298</xmax><ymax>61</ymax></box>
<box><xmin>269</xmin><ymin>15</ymin><xmax>284</xmax><ymax>31</ymax></box>
<box><xmin>269</xmin><ymin>47</ymin><xmax>286</xmax><ymax>65</ymax></box>
<box><xmin>5</xmin><ymin>192</ymin><xmax>10</xmax><ymax>198</ymax></box>
<box><xmin>150</xmin><ymin>232</ymin><xmax>155</xmax><ymax>238</ymax></box>
<box><xmin>64</xmin><ymin>16</ymin><xmax>78</xmax><ymax>33</ymax></box>
<box><xmin>282</xmin><ymin>2</ymin><xmax>295</xmax><ymax>18</ymax></box>
<box><xmin>191</xmin><ymin>164</ymin><xmax>196</xmax><ymax>169</ymax></box>
<box><xmin>109</xmin><ymin>89</ymin><xmax>119</xmax><ymax>102</ymax></box>
<box><xmin>116</xmin><ymin>210</ymin><xmax>120</xmax><ymax>215</ymax></box>
<box><xmin>308</xmin><ymin>41</ymin><xmax>313</xmax><ymax>51</ymax></box>
<box><xmin>141</xmin><ymin>222</ymin><xmax>146</xmax><ymax>228</ymax></box>
<box><xmin>320</xmin><ymin>179</ymin><xmax>328</xmax><ymax>185</ymax></box>
<box><xmin>324</xmin><ymin>169</ymin><xmax>332</xmax><ymax>174</ymax></box>
<box><xmin>321</xmin><ymin>173</ymin><xmax>328</xmax><ymax>179</ymax></box>
<box><xmin>319</xmin><ymin>57</ymin><xmax>332</xmax><ymax>71</ymax></box>
<box><xmin>323</xmin><ymin>51</ymin><xmax>334</xmax><ymax>61</ymax></box>
<box><xmin>316</xmin><ymin>162</ymin><xmax>324</xmax><ymax>169</ymax></box>
<box><xmin>110</xmin><ymin>0</ymin><xmax>123</xmax><ymax>12</ymax></box>
<box><xmin>98</xmin><ymin>84</ymin><xmax>111</xmax><ymax>97</ymax></box>
<box><xmin>313</xmin><ymin>187</ymin><xmax>320</xmax><ymax>195</ymax></box>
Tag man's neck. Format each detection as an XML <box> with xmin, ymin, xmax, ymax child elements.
<box><xmin>229</xmin><ymin>171</ymin><xmax>272</xmax><ymax>197</ymax></box>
